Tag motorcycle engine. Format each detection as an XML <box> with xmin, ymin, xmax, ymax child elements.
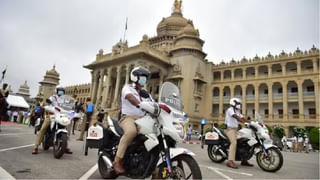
<box><xmin>236</xmin><ymin>139</ymin><xmax>253</xmax><ymax>161</ymax></box>
<box><xmin>124</xmin><ymin>146</ymin><xmax>151</xmax><ymax>177</ymax></box>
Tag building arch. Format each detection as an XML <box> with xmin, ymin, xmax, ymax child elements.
<box><xmin>223</xmin><ymin>70</ymin><xmax>232</xmax><ymax>80</ymax></box>
<box><xmin>246</xmin><ymin>67</ymin><xmax>255</xmax><ymax>78</ymax></box>
<box><xmin>234</xmin><ymin>68</ymin><xmax>243</xmax><ymax>79</ymax></box>
<box><xmin>286</xmin><ymin>62</ymin><xmax>297</xmax><ymax>74</ymax></box>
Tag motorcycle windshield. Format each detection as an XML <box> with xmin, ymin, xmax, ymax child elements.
<box><xmin>159</xmin><ymin>82</ymin><xmax>183</xmax><ymax>113</ymax></box>
<box><xmin>57</xmin><ymin>95</ymin><xmax>75</xmax><ymax>111</ymax></box>
<box><xmin>255</xmin><ymin>113</ymin><xmax>264</xmax><ymax>123</ymax></box>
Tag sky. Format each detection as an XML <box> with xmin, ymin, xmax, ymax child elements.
<box><xmin>0</xmin><ymin>0</ymin><xmax>319</xmax><ymax>97</ymax></box>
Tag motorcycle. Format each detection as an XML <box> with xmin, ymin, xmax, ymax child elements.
<box><xmin>204</xmin><ymin>114</ymin><xmax>283</xmax><ymax>172</ymax></box>
<box><xmin>42</xmin><ymin>95</ymin><xmax>76</xmax><ymax>159</ymax></box>
<box><xmin>87</xmin><ymin>82</ymin><xmax>202</xmax><ymax>179</ymax></box>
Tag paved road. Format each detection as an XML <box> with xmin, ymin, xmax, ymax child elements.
<box><xmin>0</xmin><ymin>122</ymin><xmax>319</xmax><ymax>179</ymax></box>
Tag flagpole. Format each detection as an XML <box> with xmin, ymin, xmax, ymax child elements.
<box><xmin>123</xmin><ymin>17</ymin><xmax>128</xmax><ymax>42</ymax></box>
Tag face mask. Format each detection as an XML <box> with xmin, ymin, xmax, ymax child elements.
<box><xmin>57</xmin><ymin>90</ymin><xmax>64</xmax><ymax>96</ymax></box>
<box><xmin>138</xmin><ymin>76</ymin><xmax>147</xmax><ymax>86</ymax></box>
<box><xmin>235</xmin><ymin>104</ymin><xmax>241</xmax><ymax>110</ymax></box>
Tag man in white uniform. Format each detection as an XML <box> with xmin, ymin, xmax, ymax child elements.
<box><xmin>113</xmin><ymin>66</ymin><xmax>151</xmax><ymax>174</ymax></box>
<box><xmin>225</xmin><ymin>98</ymin><xmax>251</xmax><ymax>169</ymax></box>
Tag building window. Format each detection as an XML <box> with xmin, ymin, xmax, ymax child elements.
<box><xmin>307</xmin><ymin>86</ymin><xmax>314</xmax><ymax>92</ymax></box>
<box><xmin>291</xmin><ymin>87</ymin><xmax>298</xmax><ymax>93</ymax></box>
<box><xmin>278</xmin><ymin>88</ymin><xmax>282</xmax><ymax>94</ymax></box>
<box><xmin>264</xmin><ymin>89</ymin><xmax>268</xmax><ymax>94</ymax></box>
<box><xmin>264</xmin><ymin>109</ymin><xmax>269</xmax><ymax>115</ymax></box>
<box><xmin>278</xmin><ymin>109</ymin><xmax>283</xmax><ymax>115</ymax></box>
<box><xmin>252</xmin><ymin>109</ymin><xmax>255</xmax><ymax>115</ymax></box>
<box><xmin>309</xmin><ymin>108</ymin><xmax>316</xmax><ymax>115</ymax></box>
<box><xmin>292</xmin><ymin>109</ymin><xmax>299</xmax><ymax>115</ymax></box>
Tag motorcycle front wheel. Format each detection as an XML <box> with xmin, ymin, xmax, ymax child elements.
<box><xmin>158</xmin><ymin>155</ymin><xmax>202</xmax><ymax>179</ymax></box>
<box><xmin>98</xmin><ymin>152</ymin><xmax>118</xmax><ymax>179</ymax></box>
<box><xmin>207</xmin><ymin>144</ymin><xmax>226</xmax><ymax>163</ymax></box>
<box><xmin>256</xmin><ymin>147</ymin><xmax>283</xmax><ymax>172</ymax></box>
<box><xmin>53</xmin><ymin>133</ymin><xmax>67</xmax><ymax>159</ymax></box>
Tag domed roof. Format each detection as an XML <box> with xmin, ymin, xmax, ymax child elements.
<box><xmin>20</xmin><ymin>80</ymin><xmax>29</xmax><ymax>89</ymax></box>
<box><xmin>157</xmin><ymin>13</ymin><xmax>189</xmax><ymax>36</ymax></box>
<box><xmin>47</xmin><ymin>65</ymin><xmax>59</xmax><ymax>76</ymax></box>
<box><xmin>179</xmin><ymin>23</ymin><xmax>198</xmax><ymax>36</ymax></box>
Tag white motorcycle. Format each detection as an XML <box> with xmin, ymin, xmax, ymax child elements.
<box><xmin>86</xmin><ymin>82</ymin><xmax>202</xmax><ymax>179</ymax></box>
<box><xmin>204</xmin><ymin>114</ymin><xmax>283</xmax><ymax>172</ymax></box>
<box><xmin>42</xmin><ymin>95</ymin><xmax>77</xmax><ymax>159</ymax></box>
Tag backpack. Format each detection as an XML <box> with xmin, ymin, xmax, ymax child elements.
<box><xmin>87</xmin><ymin>103</ymin><xmax>94</xmax><ymax>113</ymax></box>
<box><xmin>35</xmin><ymin>107</ymin><xmax>41</xmax><ymax>115</ymax></box>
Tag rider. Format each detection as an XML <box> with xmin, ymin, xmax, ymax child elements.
<box><xmin>113</xmin><ymin>66</ymin><xmax>151</xmax><ymax>174</ymax></box>
<box><xmin>224</xmin><ymin>98</ymin><xmax>252</xmax><ymax>169</ymax></box>
<box><xmin>32</xmin><ymin>87</ymin><xmax>73</xmax><ymax>154</ymax></box>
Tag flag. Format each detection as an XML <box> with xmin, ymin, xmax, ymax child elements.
<box><xmin>1</xmin><ymin>68</ymin><xmax>6</xmax><ymax>80</ymax></box>
<box><xmin>125</xmin><ymin>17</ymin><xmax>128</xmax><ymax>30</ymax></box>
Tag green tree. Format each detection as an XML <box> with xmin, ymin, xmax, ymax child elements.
<box><xmin>309</xmin><ymin>127</ymin><xmax>319</xmax><ymax>150</ymax></box>
<box><xmin>272</xmin><ymin>125</ymin><xmax>285</xmax><ymax>139</ymax></box>
<box><xmin>266</xmin><ymin>125</ymin><xmax>272</xmax><ymax>134</ymax></box>
<box><xmin>293</xmin><ymin>127</ymin><xmax>305</xmax><ymax>137</ymax></box>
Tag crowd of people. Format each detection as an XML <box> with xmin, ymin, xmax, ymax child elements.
<box><xmin>281</xmin><ymin>135</ymin><xmax>312</xmax><ymax>153</ymax></box>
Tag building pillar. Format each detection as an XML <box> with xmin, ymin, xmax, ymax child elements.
<box><xmin>297</xmin><ymin>61</ymin><xmax>301</xmax><ymax>75</ymax></box>
<box><xmin>220</xmin><ymin>71</ymin><xmax>223</xmax><ymax>81</ymax></box>
<box><xmin>159</xmin><ymin>70</ymin><xmax>164</xmax><ymax>90</ymax></box>
<box><xmin>125</xmin><ymin>65</ymin><xmax>130</xmax><ymax>84</ymax></box>
<box><xmin>242</xmin><ymin>85</ymin><xmax>247</xmax><ymax>116</ymax></box>
<box><xmin>281</xmin><ymin>63</ymin><xmax>286</xmax><ymax>76</ymax></box>
<box><xmin>255</xmin><ymin>67</ymin><xmax>259</xmax><ymax>79</ymax></box>
<box><xmin>313</xmin><ymin>79</ymin><xmax>319</xmax><ymax>120</ymax></box>
<box><xmin>91</xmin><ymin>71</ymin><xmax>99</xmax><ymax>104</ymax></box>
<box><xmin>243</xmin><ymin>68</ymin><xmax>246</xmax><ymax>80</ymax></box>
<box><xmin>231</xmin><ymin>69</ymin><xmax>234</xmax><ymax>80</ymax></box>
<box><xmin>313</xmin><ymin>58</ymin><xmax>318</xmax><ymax>73</ymax></box>
<box><xmin>96</xmin><ymin>70</ymin><xmax>105</xmax><ymax>106</ymax></box>
<box><xmin>230</xmin><ymin>85</ymin><xmax>234</xmax><ymax>98</ymax></box>
<box><xmin>297</xmin><ymin>80</ymin><xmax>304</xmax><ymax>121</ymax></box>
<box><xmin>102</xmin><ymin>68</ymin><xmax>112</xmax><ymax>108</ymax></box>
<box><xmin>268</xmin><ymin>82</ymin><xmax>273</xmax><ymax>120</ymax></box>
<box><xmin>112</xmin><ymin>66</ymin><xmax>122</xmax><ymax>108</ymax></box>
<box><xmin>282</xmin><ymin>80</ymin><xmax>288</xmax><ymax>121</ymax></box>
<box><xmin>254</xmin><ymin>85</ymin><xmax>259</xmax><ymax>117</ymax></box>
<box><xmin>219</xmin><ymin>86</ymin><xmax>223</xmax><ymax>120</ymax></box>
<box><xmin>268</xmin><ymin>64</ymin><xmax>272</xmax><ymax>77</ymax></box>
<box><xmin>90</xmin><ymin>71</ymin><xmax>95</xmax><ymax>99</ymax></box>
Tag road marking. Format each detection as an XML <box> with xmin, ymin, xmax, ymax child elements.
<box><xmin>200</xmin><ymin>164</ymin><xmax>253</xmax><ymax>180</ymax></box>
<box><xmin>79</xmin><ymin>163</ymin><xmax>98</xmax><ymax>180</ymax></box>
<box><xmin>0</xmin><ymin>166</ymin><xmax>15</xmax><ymax>180</ymax></box>
<box><xmin>0</xmin><ymin>144</ymin><xmax>34</xmax><ymax>152</ymax></box>
<box><xmin>0</xmin><ymin>133</ymin><xmax>33</xmax><ymax>136</ymax></box>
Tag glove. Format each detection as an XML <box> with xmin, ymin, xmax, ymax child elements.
<box><xmin>138</xmin><ymin>101</ymin><xmax>159</xmax><ymax>116</ymax></box>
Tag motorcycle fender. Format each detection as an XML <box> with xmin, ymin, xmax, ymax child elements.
<box><xmin>144</xmin><ymin>133</ymin><xmax>159</xmax><ymax>151</ymax></box>
<box><xmin>56</xmin><ymin>129</ymin><xmax>68</xmax><ymax>135</ymax></box>
<box><xmin>204</xmin><ymin>139</ymin><xmax>220</xmax><ymax>145</ymax></box>
<box><xmin>157</xmin><ymin>148</ymin><xmax>195</xmax><ymax>166</ymax></box>
<box><xmin>254</xmin><ymin>144</ymin><xmax>278</xmax><ymax>154</ymax></box>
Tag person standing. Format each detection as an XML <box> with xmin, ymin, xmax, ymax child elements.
<box><xmin>298</xmin><ymin>135</ymin><xmax>304</xmax><ymax>152</ymax></box>
<box><xmin>224</xmin><ymin>98</ymin><xmax>251</xmax><ymax>169</ymax></box>
<box><xmin>0</xmin><ymin>84</ymin><xmax>9</xmax><ymax>132</ymax></box>
<box><xmin>304</xmin><ymin>135</ymin><xmax>309</xmax><ymax>153</ymax></box>
<box><xmin>12</xmin><ymin>110</ymin><xmax>18</xmax><ymax>123</ymax></box>
<box><xmin>77</xmin><ymin>98</ymin><xmax>94</xmax><ymax>141</ymax></box>
<box><xmin>187</xmin><ymin>124</ymin><xmax>192</xmax><ymax>141</ymax></box>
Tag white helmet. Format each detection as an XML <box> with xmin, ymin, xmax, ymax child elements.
<box><xmin>130</xmin><ymin>66</ymin><xmax>150</xmax><ymax>83</ymax></box>
<box><xmin>230</xmin><ymin>98</ymin><xmax>241</xmax><ymax>107</ymax></box>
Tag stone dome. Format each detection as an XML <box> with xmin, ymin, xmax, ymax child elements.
<box><xmin>180</xmin><ymin>23</ymin><xmax>198</xmax><ymax>36</ymax></box>
<box><xmin>47</xmin><ymin>65</ymin><xmax>59</xmax><ymax>76</ymax></box>
<box><xmin>157</xmin><ymin>12</ymin><xmax>189</xmax><ymax>36</ymax></box>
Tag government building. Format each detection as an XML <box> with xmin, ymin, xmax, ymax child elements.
<box><xmin>66</xmin><ymin>0</ymin><xmax>319</xmax><ymax>136</ymax></box>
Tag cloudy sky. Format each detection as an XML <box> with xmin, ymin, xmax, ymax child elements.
<box><xmin>0</xmin><ymin>0</ymin><xmax>318</xmax><ymax>97</ymax></box>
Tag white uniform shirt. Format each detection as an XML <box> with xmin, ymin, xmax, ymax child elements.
<box><xmin>225</xmin><ymin>107</ymin><xmax>243</xmax><ymax>128</ymax></box>
<box><xmin>121</xmin><ymin>84</ymin><xmax>144</xmax><ymax>117</ymax></box>
<box><xmin>49</xmin><ymin>95</ymin><xmax>64</xmax><ymax>107</ymax></box>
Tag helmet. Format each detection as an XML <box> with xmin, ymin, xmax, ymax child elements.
<box><xmin>130</xmin><ymin>66</ymin><xmax>150</xmax><ymax>83</ymax></box>
<box><xmin>230</xmin><ymin>98</ymin><xmax>241</xmax><ymax>107</ymax></box>
<box><xmin>56</xmin><ymin>86</ymin><xmax>65</xmax><ymax>96</ymax></box>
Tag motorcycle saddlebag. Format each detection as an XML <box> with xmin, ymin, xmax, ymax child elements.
<box><xmin>204</xmin><ymin>132</ymin><xmax>220</xmax><ymax>145</ymax></box>
<box><xmin>86</xmin><ymin>124</ymin><xmax>104</xmax><ymax>149</ymax></box>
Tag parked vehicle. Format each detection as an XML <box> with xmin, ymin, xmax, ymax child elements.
<box><xmin>204</xmin><ymin>114</ymin><xmax>283</xmax><ymax>172</ymax></box>
<box><xmin>87</xmin><ymin>82</ymin><xmax>202</xmax><ymax>179</ymax></box>
<box><xmin>42</xmin><ymin>95</ymin><xmax>77</xmax><ymax>159</ymax></box>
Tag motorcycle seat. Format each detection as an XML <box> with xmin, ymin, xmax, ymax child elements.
<box><xmin>111</xmin><ymin>118</ymin><xmax>124</xmax><ymax>136</ymax></box>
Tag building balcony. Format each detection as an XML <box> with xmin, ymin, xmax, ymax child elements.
<box><xmin>259</xmin><ymin>94</ymin><xmax>268</xmax><ymax>99</ymax></box>
<box><xmin>272</xmin><ymin>72</ymin><xmax>282</xmax><ymax>76</ymax></box>
<box><xmin>246</xmin><ymin>94</ymin><xmax>255</xmax><ymax>99</ymax></box>
<box><xmin>303</xmin><ymin>91</ymin><xmax>315</xmax><ymax>96</ymax></box>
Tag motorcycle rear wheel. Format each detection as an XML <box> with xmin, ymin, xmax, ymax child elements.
<box><xmin>256</xmin><ymin>147</ymin><xmax>283</xmax><ymax>172</ymax></box>
<box><xmin>53</xmin><ymin>133</ymin><xmax>67</xmax><ymax>159</ymax></box>
<box><xmin>158</xmin><ymin>155</ymin><xmax>202</xmax><ymax>179</ymax></box>
<box><xmin>207</xmin><ymin>144</ymin><xmax>226</xmax><ymax>163</ymax></box>
<box><xmin>42</xmin><ymin>134</ymin><xmax>50</xmax><ymax>150</ymax></box>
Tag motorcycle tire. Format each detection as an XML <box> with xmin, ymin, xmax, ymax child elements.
<box><xmin>158</xmin><ymin>155</ymin><xmax>202</xmax><ymax>179</ymax></box>
<box><xmin>98</xmin><ymin>152</ymin><xmax>118</xmax><ymax>179</ymax></box>
<box><xmin>207</xmin><ymin>144</ymin><xmax>226</xmax><ymax>163</ymax></box>
<box><xmin>42</xmin><ymin>134</ymin><xmax>50</xmax><ymax>150</ymax></box>
<box><xmin>53</xmin><ymin>133</ymin><xmax>68</xmax><ymax>159</ymax></box>
<box><xmin>256</xmin><ymin>147</ymin><xmax>283</xmax><ymax>172</ymax></box>
<box><xmin>34</xmin><ymin>127</ymin><xmax>37</xmax><ymax>135</ymax></box>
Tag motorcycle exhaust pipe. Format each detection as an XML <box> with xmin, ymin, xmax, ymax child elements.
<box><xmin>102</xmin><ymin>155</ymin><xmax>113</xmax><ymax>168</ymax></box>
